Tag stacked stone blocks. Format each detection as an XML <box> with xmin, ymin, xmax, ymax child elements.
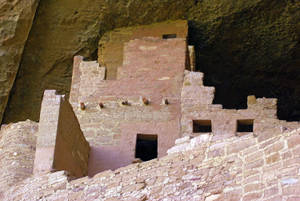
<box><xmin>3</xmin><ymin>127</ymin><xmax>300</xmax><ymax>200</ymax></box>
<box><xmin>34</xmin><ymin>90</ymin><xmax>90</xmax><ymax>177</ymax></box>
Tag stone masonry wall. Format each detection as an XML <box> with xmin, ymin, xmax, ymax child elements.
<box><xmin>0</xmin><ymin>120</ymin><xmax>38</xmax><ymax>198</ymax></box>
<box><xmin>180</xmin><ymin>70</ymin><xmax>295</xmax><ymax>141</ymax></box>
<box><xmin>4</xmin><ymin>126</ymin><xmax>300</xmax><ymax>200</ymax></box>
<box><xmin>70</xmin><ymin>37</ymin><xmax>187</xmax><ymax>175</ymax></box>
<box><xmin>34</xmin><ymin>90</ymin><xmax>90</xmax><ymax>177</ymax></box>
<box><xmin>98</xmin><ymin>20</ymin><xmax>188</xmax><ymax>80</ymax></box>
<box><xmin>70</xmin><ymin>24</ymin><xmax>299</xmax><ymax>175</ymax></box>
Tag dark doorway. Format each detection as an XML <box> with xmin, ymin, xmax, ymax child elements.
<box><xmin>193</xmin><ymin>120</ymin><xmax>212</xmax><ymax>133</ymax></box>
<box><xmin>162</xmin><ymin>34</ymin><xmax>177</xmax><ymax>39</ymax></box>
<box><xmin>237</xmin><ymin>119</ymin><xmax>254</xmax><ymax>132</ymax></box>
<box><xmin>135</xmin><ymin>134</ymin><xmax>158</xmax><ymax>161</ymax></box>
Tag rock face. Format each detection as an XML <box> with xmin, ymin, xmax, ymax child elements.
<box><xmin>0</xmin><ymin>0</ymin><xmax>39</xmax><ymax>124</ymax></box>
<box><xmin>2</xmin><ymin>0</ymin><xmax>300</xmax><ymax>123</ymax></box>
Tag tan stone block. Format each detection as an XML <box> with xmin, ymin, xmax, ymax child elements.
<box><xmin>122</xmin><ymin>182</ymin><xmax>145</xmax><ymax>193</ymax></box>
<box><xmin>245</xmin><ymin>159</ymin><xmax>264</xmax><ymax>170</ymax></box>
<box><xmin>245</xmin><ymin>150</ymin><xmax>264</xmax><ymax>163</ymax></box>
<box><xmin>227</xmin><ymin>139</ymin><xmax>256</xmax><ymax>154</ymax></box>
<box><xmin>247</xmin><ymin>95</ymin><xmax>257</xmax><ymax>105</ymax></box>
<box><xmin>266</xmin><ymin>153</ymin><xmax>280</xmax><ymax>164</ymax></box>
<box><xmin>243</xmin><ymin>174</ymin><xmax>260</xmax><ymax>184</ymax></box>
<box><xmin>244</xmin><ymin>183</ymin><xmax>264</xmax><ymax>193</ymax></box>
<box><xmin>287</xmin><ymin>135</ymin><xmax>300</xmax><ymax>148</ymax></box>
<box><xmin>263</xmin><ymin>186</ymin><xmax>279</xmax><ymax>199</ymax></box>
<box><xmin>264</xmin><ymin>141</ymin><xmax>284</xmax><ymax>155</ymax></box>
<box><xmin>281</xmin><ymin>151</ymin><xmax>293</xmax><ymax>160</ymax></box>
<box><xmin>282</xmin><ymin>184</ymin><xmax>300</xmax><ymax>195</ymax></box>
<box><xmin>242</xmin><ymin>192</ymin><xmax>263</xmax><ymax>201</ymax></box>
<box><xmin>287</xmin><ymin>197</ymin><xmax>300</xmax><ymax>201</ymax></box>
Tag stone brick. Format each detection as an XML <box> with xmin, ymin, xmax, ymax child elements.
<box><xmin>243</xmin><ymin>192</ymin><xmax>263</xmax><ymax>201</ymax></box>
<box><xmin>245</xmin><ymin>151</ymin><xmax>264</xmax><ymax>163</ymax></box>
<box><xmin>227</xmin><ymin>139</ymin><xmax>256</xmax><ymax>154</ymax></box>
<box><xmin>245</xmin><ymin>159</ymin><xmax>264</xmax><ymax>170</ymax></box>
<box><xmin>264</xmin><ymin>141</ymin><xmax>284</xmax><ymax>155</ymax></box>
<box><xmin>287</xmin><ymin>135</ymin><xmax>300</xmax><ymax>148</ymax></box>
<box><xmin>244</xmin><ymin>183</ymin><xmax>264</xmax><ymax>193</ymax></box>
<box><xmin>282</xmin><ymin>184</ymin><xmax>300</xmax><ymax>195</ymax></box>
<box><xmin>287</xmin><ymin>197</ymin><xmax>300</xmax><ymax>201</ymax></box>
<box><xmin>264</xmin><ymin>186</ymin><xmax>279</xmax><ymax>198</ymax></box>
<box><xmin>266</xmin><ymin>153</ymin><xmax>280</xmax><ymax>164</ymax></box>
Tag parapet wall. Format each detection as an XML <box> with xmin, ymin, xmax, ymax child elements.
<box><xmin>0</xmin><ymin>120</ymin><xmax>38</xmax><ymax>197</ymax></box>
<box><xmin>34</xmin><ymin>90</ymin><xmax>90</xmax><ymax>177</ymax></box>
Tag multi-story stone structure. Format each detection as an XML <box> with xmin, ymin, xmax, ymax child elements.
<box><xmin>0</xmin><ymin>20</ymin><xmax>299</xmax><ymax>200</ymax></box>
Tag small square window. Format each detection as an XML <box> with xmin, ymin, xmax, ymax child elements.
<box><xmin>237</xmin><ymin>119</ymin><xmax>254</xmax><ymax>132</ymax></box>
<box><xmin>193</xmin><ymin>120</ymin><xmax>212</xmax><ymax>133</ymax></box>
<box><xmin>135</xmin><ymin>134</ymin><xmax>158</xmax><ymax>161</ymax></box>
<box><xmin>162</xmin><ymin>34</ymin><xmax>177</xmax><ymax>39</ymax></box>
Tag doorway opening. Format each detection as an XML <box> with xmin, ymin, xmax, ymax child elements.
<box><xmin>135</xmin><ymin>134</ymin><xmax>158</xmax><ymax>161</ymax></box>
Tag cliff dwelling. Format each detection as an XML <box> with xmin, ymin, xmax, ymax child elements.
<box><xmin>0</xmin><ymin>20</ymin><xmax>300</xmax><ymax>200</ymax></box>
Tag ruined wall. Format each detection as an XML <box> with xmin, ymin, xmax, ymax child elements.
<box><xmin>98</xmin><ymin>20</ymin><xmax>188</xmax><ymax>79</ymax></box>
<box><xmin>4</xmin><ymin>126</ymin><xmax>300</xmax><ymax>200</ymax></box>
<box><xmin>0</xmin><ymin>120</ymin><xmax>38</xmax><ymax>197</ymax></box>
<box><xmin>0</xmin><ymin>0</ymin><xmax>39</xmax><ymax>124</ymax></box>
<box><xmin>180</xmin><ymin>70</ymin><xmax>290</xmax><ymax>141</ymax></box>
<box><xmin>70</xmin><ymin>37</ymin><xmax>187</xmax><ymax>175</ymax></box>
<box><xmin>34</xmin><ymin>90</ymin><xmax>90</xmax><ymax>177</ymax></box>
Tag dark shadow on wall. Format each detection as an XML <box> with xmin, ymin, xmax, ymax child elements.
<box><xmin>188</xmin><ymin>13</ymin><xmax>300</xmax><ymax>122</ymax></box>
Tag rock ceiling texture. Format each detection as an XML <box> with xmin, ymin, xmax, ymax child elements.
<box><xmin>0</xmin><ymin>0</ymin><xmax>300</xmax><ymax>124</ymax></box>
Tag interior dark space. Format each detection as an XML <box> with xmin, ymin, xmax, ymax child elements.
<box><xmin>188</xmin><ymin>18</ymin><xmax>300</xmax><ymax>122</ymax></box>
<box><xmin>237</xmin><ymin>119</ymin><xmax>254</xmax><ymax>132</ymax></box>
<box><xmin>135</xmin><ymin>134</ymin><xmax>158</xmax><ymax>161</ymax></box>
<box><xmin>193</xmin><ymin>120</ymin><xmax>212</xmax><ymax>133</ymax></box>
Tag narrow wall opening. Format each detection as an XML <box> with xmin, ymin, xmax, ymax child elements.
<box><xmin>162</xmin><ymin>34</ymin><xmax>177</xmax><ymax>39</ymax></box>
<box><xmin>135</xmin><ymin>134</ymin><xmax>158</xmax><ymax>161</ymax></box>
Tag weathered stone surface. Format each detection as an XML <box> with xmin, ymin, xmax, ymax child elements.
<box><xmin>3</xmin><ymin>127</ymin><xmax>300</xmax><ymax>200</ymax></box>
<box><xmin>3</xmin><ymin>0</ymin><xmax>300</xmax><ymax>123</ymax></box>
<box><xmin>0</xmin><ymin>0</ymin><xmax>39</xmax><ymax>124</ymax></box>
<box><xmin>0</xmin><ymin>120</ymin><xmax>38</xmax><ymax>197</ymax></box>
<box><xmin>34</xmin><ymin>90</ymin><xmax>90</xmax><ymax>177</ymax></box>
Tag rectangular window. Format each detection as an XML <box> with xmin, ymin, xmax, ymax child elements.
<box><xmin>135</xmin><ymin>134</ymin><xmax>158</xmax><ymax>161</ymax></box>
<box><xmin>193</xmin><ymin>120</ymin><xmax>212</xmax><ymax>133</ymax></box>
<box><xmin>162</xmin><ymin>34</ymin><xmax>177</xmax><ymax>39</ymax></box>
<box><xmin>237</xmin><ymin>119</ymin><xmax>254</xmax><ymax>132</ymax></box>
